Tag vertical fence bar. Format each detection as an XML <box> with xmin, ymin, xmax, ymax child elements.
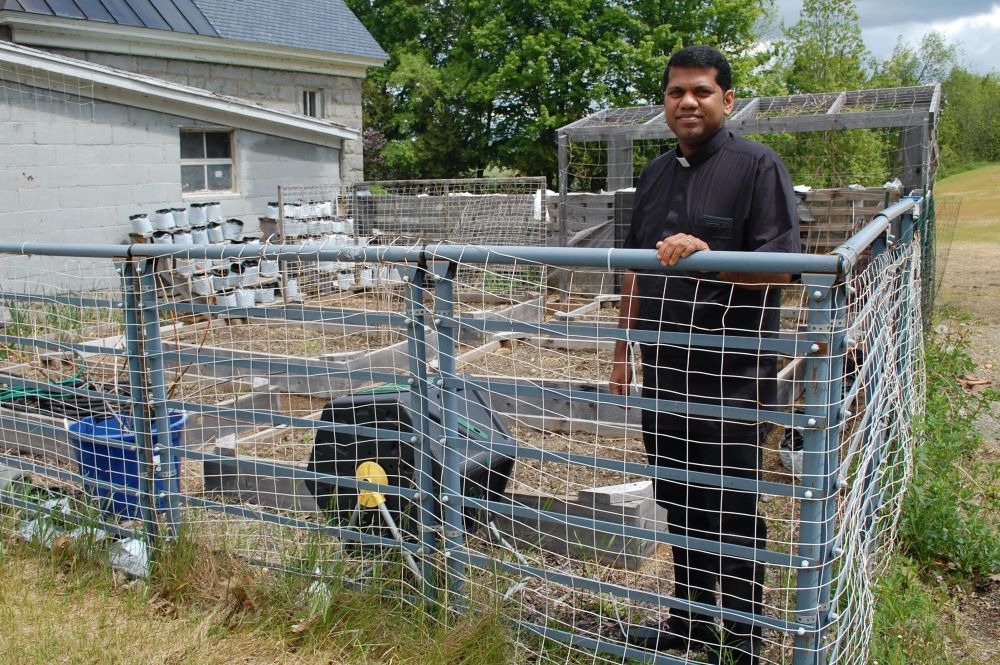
<box><xmin>402</xmin><ymin>262</ymin><xmax>441</xmax><ymax>601</ymax></box>
<box><xmin>431</xmin><ymin>260</ymin><xmax>467</xmax><ymax>602</ymax></box>
<box><xmin>121</xmin><ymin>258</ymin><xmax>158</xmax><ymax>543</ymax></box>
<box><xmin>793</xmin><ymin>272</ymin><xmax>845</xmax><ymax>665</ymax></box>
<box><xmin>138</xmin><ymin>260</ymin><xmax>182</xmax><ymax>534</ymax></box>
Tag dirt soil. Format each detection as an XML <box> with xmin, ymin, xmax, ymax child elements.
<box><xmin>933</xmin><ymin>164</ymin><xmax>1000</xmax><ymax>662</ymax></box>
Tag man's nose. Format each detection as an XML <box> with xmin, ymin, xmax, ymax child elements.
<box><xmin>678</xmin><ymin>91</ymin><xmax>698</xmax><ymax>108</ymax></box>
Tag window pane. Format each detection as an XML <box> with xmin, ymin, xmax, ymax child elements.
<box><xmin>303</xmin><ymin>90</ymin><xmax>317</xmax><ymax>117</ymax></box>
<box><xmin>207</xmin><ymin>163</ymin><xmax>233</xmax><ymax>191</ymax></box>
<box><xmin>204</xmin><ymin>132</ymin><xmax>232</xmax><ymax>158</ymax></box>
<box><xmin>181</xmin><ymin>164</ymin><xmax>206</xmax><ymax>192</ymax></box>
<box><xmin>180</xmin><ymin>132</ymin><xmax>204</xmax><ymax>159</ymax></box>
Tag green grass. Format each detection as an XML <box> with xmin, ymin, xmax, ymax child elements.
<box><xmin>0</xmin><ymin>518</ymin><xmax>517</xmax><ymax>665</ymax></box>
<box><xmin>869</xmin><ymin>324</ymin><xmax>1000</xmax><ymax>664</ymax></box>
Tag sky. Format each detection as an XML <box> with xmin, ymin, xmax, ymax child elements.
<box><xmin>771</xmin><ymin>1</ymin><xmax>999</xmax><ymax>74</ymax></box>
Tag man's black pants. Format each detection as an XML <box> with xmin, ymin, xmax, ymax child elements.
<box><xmin>640</xmin><ymin>399</ymin><xmax>768</xmax><ymax>643</ymax></box>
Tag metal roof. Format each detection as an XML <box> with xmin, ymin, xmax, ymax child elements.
<box><xmin>1</xmin><ymin>0</ymin><xmax>218</xmax><ymax>35</ymax></box>
<box><xmin>0</xmin><ymin>0</ymin><xmax>386</xmax><ymax>61</ymax></box>
<box><xmin>559</xmin><ymin>85</ymin><xmax>941</xmax><ymax>141</ymax></box>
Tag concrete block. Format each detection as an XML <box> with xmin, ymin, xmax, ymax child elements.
<box><xmin>18</xmin><ymin>187</ymin><xmax>58</xmax><ymax>211</ymax></box>
<box><xmin>110</xmin><ymin>123</ymin><xmax>152</xmax><ymax>145</ymax></box>
<box><xmin>90</xmin><ymin>53</ymin><xmax>138</xmax><ymax>71</ymax></box>
<box><xmin>0</xmin><ymin>189</ymin><xmax>19</xmax><ymax>212</ymax></box>
<box><xmin>74</xmin><ymin>123</ymin><xmax>113</xmax><ymax>145</ymax></box>
<box><xmin>93</xmin><ymin>102</ymin><xmax>130</xmax><ymax>125</ymax></box>
<box><xmin>145</xmin><ymin>163</ymin><xmax>178</xmax><ymax>185</ymax></box>
<box><xmin>129</xmin><ymin>144</ymin><xmax>166</xmax><ymax>164</ymax></box>
<box><xmin>490</xmin><ymin>484</ymin><xmax>667</xmax><ymax>570</ymax></box>
<box><xmin>133</xmin><ymin>182</ymin><xmax>180</xmax><ymax>206</ymax></box>
<box><xmin>0</xmin><ymin>122</ymin><xmax>33</xmax><ymax>144</ymax></box>
<box><xmin>6</xmin><ymin>144</ymin><xmax>43</xmax><ymax>166</ymax></box>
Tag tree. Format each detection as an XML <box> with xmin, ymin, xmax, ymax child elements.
<box><xmin>937</xmin><ymin>68</ymin><xmax>1000</xmax><ymax>168</ymax></box>
<box><xmin>782</xmin><ymin>0</ymin><xmax>868</xmax><ymax>93</ymax></box>
<box><xmin>870</xmin><ymin>31</ymin><xmax>960</xmax><ymax>87</ymax></box>
<box><xmin>766</xmin><ymin>0</ymin><xmax>887</xmax><ymax>187</ymax></box>
<box><xmin>349</xmin><ymin>0</ymin><xmax>770</xmax><ymax>183</ymax></box>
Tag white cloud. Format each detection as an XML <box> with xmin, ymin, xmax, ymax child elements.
<box><xmin>864</xmin><ymin>5</ymin><xmax>1000</xmax><ymax>74</ymax></box>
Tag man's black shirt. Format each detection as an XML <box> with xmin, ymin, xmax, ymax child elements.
<box><xmin>624</xmin><ymin>128</ymin><xmax>801</xmax><ymax>414</ymax></box>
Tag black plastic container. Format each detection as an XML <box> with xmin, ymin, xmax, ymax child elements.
<box><xmin>306</xmin><ymin>381</ymin><xmax>515</xmax><ymax>534</ymax></box>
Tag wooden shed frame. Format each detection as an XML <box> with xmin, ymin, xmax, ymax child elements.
<box><xmin>555</xmin><ymin>84</ymin><xmax>941</xmax><ymax>244</ymax></box>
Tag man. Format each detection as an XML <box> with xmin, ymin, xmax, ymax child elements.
<box><xmin>609</xmin><ymin>45</ymin><xmax>800</xmax><ymax>665</ymax></box>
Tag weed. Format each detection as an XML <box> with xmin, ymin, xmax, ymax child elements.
<box><xmin>870</xmin><ymin>557</ymin><xmax>959</xmax><ymax>665</ymax></box>
<box><xmin>899</xmin><ymin>330</ymin><xmax>1000</xmax><ymax>581</ymax></box>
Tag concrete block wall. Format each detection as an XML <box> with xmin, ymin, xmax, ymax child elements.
<box><xmin>0</xmin><ymin>81</ymin><xmax>340</xmax><ymax>289</ymax></box>
<box><xmin>49</xmin><ymin>50</ymin><xmax>365</xmax><ymax>183</ymax></box>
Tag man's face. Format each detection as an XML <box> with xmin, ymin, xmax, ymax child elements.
<box><xmin>663</xmin><ymin>66</ymin><xmax>734</xmax><ymax>154</ymax></box>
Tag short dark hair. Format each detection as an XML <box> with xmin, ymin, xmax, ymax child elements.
<box><xmin>661</xmin><ymin>45</ymin><xmax>733</xmax><ymax>92</ymax></box>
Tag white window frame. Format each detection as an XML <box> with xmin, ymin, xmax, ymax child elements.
<box><xmin>302</xmin><ymin>89</ymin><xmax>323</xmax><ymax>118</ymax></box>
<box><xmin>180</xmin><ymin>128</ymin><xmax>238</xmax><ymax>196</ymax></box>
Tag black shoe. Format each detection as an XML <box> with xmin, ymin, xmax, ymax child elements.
<box><xmin>626</xmin><ymin>617</ymin><xmax>717</xmax><ymax>652</ymax></box>
<box><xmin>706</xmin><ymin>633</ymin><xmax>761</xmax><ymax>665</ymax></box>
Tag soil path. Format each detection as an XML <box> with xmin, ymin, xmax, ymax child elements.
<box><xmin>933</xmin><ymin>163</ymin><xmax>1000</xmax><ymax>662</ymax></box>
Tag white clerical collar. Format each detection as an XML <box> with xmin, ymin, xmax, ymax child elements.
<box><xmin>676</xmin><ymin>155</ymin><xmax>690</xmax><ymax>168</ymax></box>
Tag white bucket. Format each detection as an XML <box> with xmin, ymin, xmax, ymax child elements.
<box><xmin>171</xmin><ymin>208</ymin><xmax>188</xmax><ymax>227</ymax></box>
<box><xmin>286</xmin><ymin>278</ymin><xmax>300</xmax><ymax>298</ymax></box>
<box><xmin>235</xmin><ymin>288</ymin><xmax>255</xmax><ymax>308</ymax></box>
<box><xmin>129</xmin><ymin>213</ymin><xmax>152</xmax><ymax>235</ymax></box>
<box><xmin>207</xmin><ymin>202</ymin><xmax>223</xmax><ymax>222</ymax></box>
<box><xmin>266</xmin><ymin>202</ymin><xmax>279</xmax><ymax>219</ymax></box>
<box><xmin>188</xmin><ymin>204</ymin><xmax>207</xmax><ymax>225</ymax></box>
<box><xmin>151</xmin><ymin>231</ymin><xmax>173</xmax><ymax>245</ymax></box>
<box><xmin>359</xmin><ymin>268</ymin><xmax>374</xmax><ymax>287</ymax></box>
<box><xmin>211</xmin><ymin>275</ymin><xmax>228</xmax><ymax>292</ymax></box>
<box><xmin>337</xmin><ymin>272</ymin><xmax>356</xmax><ymax>290</ymax></box>
<box><xmin>216</xmin><ymin>291</ymin><xmax>237</xmax><ymax>308</ymax></box>
<box><xmin>192</xmin><ymin>275</ymin><xmax>213</xmax><ymax>296</ymax></box>
<box><xmin>255</xmin><ymin>287</ymin><xmax>275</xmax><ymax>304</ymax></box>
<box><xmin>223</xmin><ymin>219</ymin><xmax>244</xmax><ymax>241</ymax></box>
<box><xmin>207</xmin><ymin>223</ymin><xmax>225</xmax><ymax>243</ymax></box>
<box><xmin>151</xmin><ymin>209</ymin><xmax>174</xmax><ymax>231</ymax></box>
<box><xmin>190</xmin><ymin>226</ymin><xmax>209</xmax><ymax>244</ymax></box>
<box><xmin>259</xmin><ymin>259</ymin><xmax>279</xmax><ymax>277</ymax></box>
<box><xmin>239</xmin><ymin>265</ymin><xmax>260</xmax><ymax>286</ymax></box>
<box><xmin>173</xmin><ymin>230</ymin><xmax>193</xmax><ymax>245</ymax></box>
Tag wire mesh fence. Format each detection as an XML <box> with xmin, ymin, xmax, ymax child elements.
<box><xmin>0</xmin><ymin>196</ymin><xmax>923</xmax><ymax>665</ymax></box>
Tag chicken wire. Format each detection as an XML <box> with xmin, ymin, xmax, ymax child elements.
<box><xmin>0</xmin><ymin>203</ymin><xmax>923</xmax><ymax>665</ymax></box>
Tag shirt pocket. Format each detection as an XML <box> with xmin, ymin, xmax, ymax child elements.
<box><xmin>692</xmin><ymin>215</ymin><xmax>741</xmax><ymax>250</ymax></box>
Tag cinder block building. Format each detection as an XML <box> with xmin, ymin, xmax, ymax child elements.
<box><xmin>0</xmin><ymin>0</ymin><xmax>386</xmax><ymax>244</ymax></box>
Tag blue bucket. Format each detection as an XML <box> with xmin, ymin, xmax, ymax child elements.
<box><xmin>67</xmin><ymin>412</ymin><xmax>186</xmax><ymax>519</ymax></box>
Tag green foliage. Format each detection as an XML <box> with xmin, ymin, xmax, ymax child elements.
<box><xmin>899</xmin><ymin>331</ymin><xmax>1000</xmax><ymax>581</ymax></box>
<box><xmin>760</xmin><ymin>0</ymin><xmax>891</xmax><ymax>186</ymax></box>
<box><xmin>781</xmin><ymin>0</ymin><xmax>868</xmax><ymax>94</ymax></box>
<box><xmin>350</xmin><ymin>0</ymin><xmax>770</xmax><ymax>182</ymax></box>
<box><xmin>869</xmin><ymin>31</ymin><xmax>959</xmax><ymax>87</ymax></box>
<box><xmin>937</xmin><ymin>68</ymin><xmax>1000</xmax><ymax>170</ymax></box>
<box><xmin>870</xmin><ymin>558</ymin><xmax>959</xmax><ymax>665</ymax></box>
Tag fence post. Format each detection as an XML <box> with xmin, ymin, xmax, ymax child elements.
<box><xmin>120</xmin><ymin>258</ymin><xmax>159</xmax><ymax>544</ymax></box>
<box><xmin>794</xmin><ymin>273</ymin><xmax>848</xmax><ymax>665</ymax></box>
<box><xmin>402</xmin><ymin>262</ymin><xmax>442</xmax><ymax>602</ymax></box>
<box><xmin>137</xmin><ymin>260</ymin><xmax>182</xmax><ymax>535</ymax></box>
<box><xmin>431</xmin><ymin>260</ymin><xmax>468</xmax><ymax>603</ymax></box>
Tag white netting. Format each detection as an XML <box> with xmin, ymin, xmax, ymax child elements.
<box><xmin>0</xmin><ymin>203</ymin><xmax>923</xmax><ymax>664</ymax></box>
<box><xmin>0</xmin><ymin>56</ymin><xmax>96</xmax><ymax>121</ymax></box>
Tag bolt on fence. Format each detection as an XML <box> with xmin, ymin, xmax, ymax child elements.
<box><xmin>0</xmin><ymin>195</ymin><xmax>926</xmax><ymax>665</ymax></box>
